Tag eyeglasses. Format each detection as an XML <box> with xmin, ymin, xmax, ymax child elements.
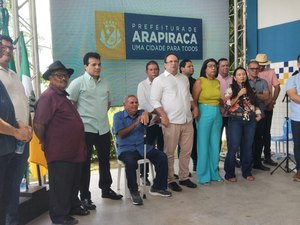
<box><xmin>165</xmin><ymin>60</ymin><xmax>179</xmax><ymax>64</ymax></box>
<box><xmin>53</xmin><ymin>72</ymin><xmax>69</xmax><ymax>79</ymax></box>
<box><xmin>1</xmin><ymin>45</ymin><xmax>15</xmax><ymax>52</ymax></box>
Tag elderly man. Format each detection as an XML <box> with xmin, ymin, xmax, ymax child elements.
<box><xmin>150</xmin><ymin>52</ymin><xmax>198</xmax><ymax>192</ymax></box>
<box><xmin>0</xmin><ymin>35</ymin><xmax>32</xmax><ymax>225</ymax></box>
<box><xmin>67</xmin><ymin>52</ymin><xmax>122</xmax><ymax>210</ymax></box>
<box><xmin>255</xmin><ymin>53</ymin><xmax>281</xmax><ymax>166</ymax></box>
<box><xmin>34</xmin><ymin>61</ymin><xmax>88</xmax><ymax>225</ymax></box>
<box><xmin>113</xmin><ymin>95</ymin><xmax>171</xmax><ymax>205</ymax></box>
<box><xmin>248</xmin><ymin>60</ymin><xmax>270</xmax><ymax>171</ymax></box>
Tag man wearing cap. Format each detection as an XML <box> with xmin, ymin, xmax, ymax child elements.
<box><xmin>0</xmin><ymin>34</ymin><xmax>33</xmax><ymax>225</ymax></box>
<box><xmin>34</xmin><ymin>61</ymin><xmax>88</xmax><ymax>225</ymax></box>
<box><xmin>67</xmin><ymin>52</ymin><xmax>122</xmax><ymax>210</ymax></box>
<box><xmin>255</xmin><ymin>53</ymin><xmax>281</xmax><ymax>166</ymax></box>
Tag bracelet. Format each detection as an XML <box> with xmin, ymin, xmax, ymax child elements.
<box><xmin>255</xmin><ymin>109</ymin><xmax>261</xmax><ymax>115</ymax></box>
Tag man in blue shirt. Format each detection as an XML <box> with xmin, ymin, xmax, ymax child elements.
<box><xmin>113</xmin><ymin>95</ymin><xmax>171</xmax><ymax>205</ymax></box>
<box><xmin>286</xmin><ymin>54</ymin><xmax>300</xmax><ymax>181</ymax></box>
<box><xmin>248</xmin><ymin>60</ymin><xmax>270</xmax><ymax>171</ymax></box>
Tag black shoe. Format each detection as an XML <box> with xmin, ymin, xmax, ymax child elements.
<box><xmin>179</xmin><ymin>179</ymin><xmax>197</xmax><ymax>188</ymax></box>
<box><xmin>102</xmin><ymin>188</ymin><xmax>123</xmax><ymax>200</ymax></box>
<box><xmin>264</xmin><ymin>158</ymin><xmax>278</xmax><ymax>166</ymax></box>
<box><xmin>69</xmin><ymin>206</ymin><xmax>90</xmax><ymax>216</ymax></box>
<box><xmin>140</xmin><ymin>177</ymin><xmax>151</xmax><ymax>186</ymax></box>
<box><xmin>149</xmin><ymin>187</ymin><xmax>172</xmax><ymax>197</ymax></box>
<box><xmin>174</xmin><ymin>174</ymin><xmax>179</xmax><ymax>179</ymax></box>
<box><xmin>52</xmin><ymin>216</ymin><xmax>78</xmax><ymax>225</ymax></box>
<box><xmin>253</xmin><ymin>164</ymin><xmax>270</xmax><ymax>171</ymax></box>
<box><xmin>130</xmin><ymin>191</ymin><xmax>143</xmax><ymax>205</ymax></box>
<box><xmin>168</xmin><ymin>182</ymin><xmax>182</xmax><ymax>192</ymax></box>
<box><xmin>81</xmin><ymin>199</ymin><xmax>96</xmax><ymax>210</ymax></box>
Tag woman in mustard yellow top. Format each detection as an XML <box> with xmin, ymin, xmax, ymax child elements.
<box><xmin>192</xmin><ymin>58</ymin><xmax>222</xmax><ymax>184</ymax></box>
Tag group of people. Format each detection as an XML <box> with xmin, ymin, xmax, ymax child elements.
<box><xmin>1</xmin><ymin>29</ymin><xmax>300</xmax><ymax>224</ymax></box>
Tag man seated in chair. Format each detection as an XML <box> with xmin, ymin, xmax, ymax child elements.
<box><xmin>113</xmin><ymin>95</ymin><xmax>172</xmax><ymax>205</ymax></box>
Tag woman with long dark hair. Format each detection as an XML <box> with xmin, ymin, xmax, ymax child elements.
<box><xmin>224</xmin><ymin>67</ymin><xmax>262</xmax><ymax>182</ymax></box>
<box><xmin>192</xmin><ymin>58</ymin><xmax>222</xmax><ymax>184</ymax></box>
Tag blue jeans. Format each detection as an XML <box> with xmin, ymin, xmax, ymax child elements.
<box><xmin>224</xmin><ymin>115</ymin><xmax>256</xmax><ymax>179</ymax></box>
<box><xmin>291</xmin><ymin>120</ymin><xmax>300</xmax><ymax>170</ymax></box>
<box><xmin>118</xmin><ymin>149</ymin><xmax>168</xmax><ymax>192</ymax></box>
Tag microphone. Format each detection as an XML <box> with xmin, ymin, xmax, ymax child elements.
<box><xmin>241</xmin><ymin>82</ymin><xmax>248</xmax><ymax>100</ymax></box>
<box><xmin>292</xmin><ymin>70</ymin><xmax>299</xmax><ymax>76</ymax></box>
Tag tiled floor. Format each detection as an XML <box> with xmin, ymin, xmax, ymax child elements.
<box><xmin>27</xmin><ymin>159</ymin><xmax>300</xmax><ymax>225</ymax></box>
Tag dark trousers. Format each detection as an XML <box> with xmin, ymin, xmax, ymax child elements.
<box><xmin>146</xmin><ymin>124</ymin><xmax>164</xmax><ymax>151</ymax></box>
<box><xmin>141</xmin><ymin>124</ymin><xmax>164</xmax><ymax>178</ymax></box>
<box><xmin>0</xmin><ymin>153</ymin><xmax>15</xmax><ymax>225</ymax></box>
<box><xmin>263</xmin><ymin>110</ymin><xmax>273</xmax><ymax>159</ymax></box>
<box><xmin>291</xmin><ymin>120</ymin><xmax>300</xmax><ymax>170</ymax></box>
<box><xmin>0</xmin><ymin>144</ymin><xmax>29</xmax><ymax>225</ymax></box>
<box><xmin>80</xmin><ymin>132</ymin><xmax>112</xmax><ymax>200</ymax></box>
<box><xmin>224</xmin><ymin>115</ymin><xmax>256</xmax><ymax>179</ymax></box>
<box><xmin>48</xmin><ymin>161</ymin><xmax>82</xmax><ymax>222</ymax></box>
<box><xmin>118</xmin><ymin>149</ymin><xmax>168</xmax><ymax>193</ymax></box>
<box><xmin>253</xmin><ymin>118</ymin><xmax>266</xmax><ymax>166</ymax></box>
<box><xmin>191</xmin><ymin>120</ymin><xmax>198</xmax><ymax>168</ymax></box>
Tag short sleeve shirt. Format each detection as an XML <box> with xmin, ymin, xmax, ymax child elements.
<box><xmin>34</xmin><ymin>85</ymin><xmax>86</xmax><ymax>163</ymax></box>
<box><xmin>113</xmin><ymin>109</ymin><xmax>153</xmax><ymax>157</ymax></box>
<box><xmin>0</xmin><ymin>80</ymin><xmax>17</xmax><ymax>156</ymax></box>
<box><xmin>67</xmin><ymin>72</ymin><xmax>111</xmax><ymax>135</ymax></box>
<box><xmin>286</xmin><ymin>73</ymin><xmax>300</xmax><ymax>121</ymax></box>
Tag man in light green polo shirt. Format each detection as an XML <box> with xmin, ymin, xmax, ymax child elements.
<box><xmin>67</xmin><ymin>52</ymin><xmax>122</xmax><ymax>210</ymax></box>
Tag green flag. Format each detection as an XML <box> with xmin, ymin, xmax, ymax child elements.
<box><xmin>0</xmin><ymin>6</ymin><xmax>16</xmax><ymax>71</ymax></box>
<box><xmin>19</xmin><ymin>31</ymin><xmax>33</xmax><ymax>97</ymax></box>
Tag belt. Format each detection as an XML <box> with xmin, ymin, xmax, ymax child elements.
<box><xmin>230</xmin><ymin>112</ymin><xmax>244</xmax><ymax>117</ymax></box>
<box><xmin>230</xmin><ymin>112</ymin><xmax>255</xmax><ymax>117</ymax></box>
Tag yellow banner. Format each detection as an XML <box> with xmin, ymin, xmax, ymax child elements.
<box><xmin>95</xmin><ymin>11</ymin><xmax>126</xmax><ymax>59</ymax></box>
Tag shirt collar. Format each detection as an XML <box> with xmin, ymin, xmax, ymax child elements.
<box><xmin>163</xmin><ymin>70</ymin><xmax>179</xmax><ymax>77</ymax></box>
<box><xmin>146</xmin><ymin>77</ymin><xmax>152</xmax><ymax>85</ymax></box>
<box><xmin>84</xmin><ymin>71</ymin><xmax>102</xmax><ymax>83</ymax></box>
<box><xmin>217</xmin><ymin>73</ymin><xmax>230</xmax><ymax>80</ymax></box>
<box><xmin>123</xmin><ymin>109</ymin><xmax>141</xmax><ymax>119</ymax></box>
<box><xmin>49</xmin><ymin>84</ymin><xmax>69</xmax><ymax>96</ymax></box>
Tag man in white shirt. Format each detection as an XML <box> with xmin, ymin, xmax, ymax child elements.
<box><xmin>137</xmin><ymin>61</ymin><xmax>164</xmax><ymax>185</ymax></box>
<box><xmin>150</xmin><ymin>53</ymin><xmax>198</xmax><ymax>192</ymax></box>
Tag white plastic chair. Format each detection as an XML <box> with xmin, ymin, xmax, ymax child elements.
<box><xmin>112</xmin><ymin>131</ymin><xmax>154</xmax><ymax>198</ymax></box>
<box><xmin>271</xmin><ymin>119</ymin><xmax>293</xmax><ymax>154</ymax></box>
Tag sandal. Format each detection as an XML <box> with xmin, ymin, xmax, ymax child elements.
<box><xmin>226</xmin><ymin>177</ymin><xmax>237</xmax><ymax>182</ymax></box>
<box><xmin>246</xmin><ymin>176</ymin><xmax>254</xmax><ymax>181</ymax></box>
